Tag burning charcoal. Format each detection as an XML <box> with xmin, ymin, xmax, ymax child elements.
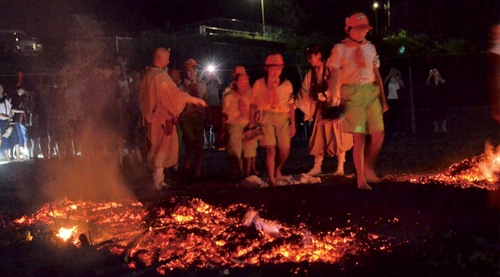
<box><xmin>16</xmin><ymin>229</ymin><xmax>33</xmax><ymax>243</ymax></box>
<box><xmin>301</xmin><ymin>229</ymin><xmax>313</xmax><ymax>246</ymax></box>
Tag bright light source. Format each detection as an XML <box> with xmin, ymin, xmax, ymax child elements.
<box><xmin>207</xmin><ymin>65</ymin><xmax>216</xmax><ymax>72</ymax></box>
<box><xmin>373</xmin><ymin>2</ymin><xmax>379</xmax><ymax>9</ymax></box>
<box><xmin>399</xmin><ymin>46</ymin><xmax>406</xmax><ymax>55</ymax></box>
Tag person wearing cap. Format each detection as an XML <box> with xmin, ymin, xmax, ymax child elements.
<box><xmin>326</xmin><ymin>12</ymin><xmax>388</xmax><ymax>190</ymax></box>
<box><xmin>179</xmin><ymin>57</ymin><xmax>208</xmax><ymax>179</ymax></box>
<box><xmin>295</xmin><ymin>44</ymin><xmax>353</xmax><ymax>177</ymax></box>
<box><xmin>140</xmin><ymin>48</ymin><xmax>207</xmax><ymax>190</ymax></box>
<box><xmin>249</xmin><ymin>53</ymin><xmax>296</xmax><ymax>186</ymax></box>
<box><xmin>219</xmin><ymin>66</ymin><xmax>251</xmax><ymax>154</ymax></box>
<box><xmin>222</xmin><ymin>72</ymin><xmax>258</xmax><ymax>179</ymax></box>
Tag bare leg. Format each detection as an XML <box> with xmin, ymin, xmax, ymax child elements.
<box><xmin>307</xmin><ymin>155</ymin><xmax>323</xmax><ymax>176</ymax></box>
<box><xmin>250</xmin><ymin>157</ymin><xmax>259</xmax><ymax>175</ymax></box>
<box><xmin>265</xmin><ymin>146</ymin><xmax>276</xmax><ymax>186</ymax></box>
<box><xmin>353</xmin><ymin>133</ymin><xmax>371</xmax><ymax>190</ymax></box>
<box><xmin>244</xmin><ymin>157</ymin><xmax>251</xmax><ymax>176</ymax></box>
<box><xmin>14</xmin><ymin>144</ymin><xmax>21</xmax><ymax>160</ymax></box>
<box><xmin>153</xmin><ymin>167</ymin><xmax>165</xmax><ymax>189</ymax></box>
<box><xmin>334</xmin><ymin>151</ymin><xmax>346</xmax><ymax>176</ymax></box>
<box><xmin>275</xmin><ymin>146</ymin><xmax>289</xmax><ymax>180</ymax></box>
<box><xmin>364</xmin><ymin>131</ymin><xmax>384</xmax><ymax>182</ymax></box>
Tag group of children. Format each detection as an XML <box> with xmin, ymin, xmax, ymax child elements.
<box><xmin>219</xmin><ymin>12</ymin><xmax>387</xmax><ymax>189</ymax></box>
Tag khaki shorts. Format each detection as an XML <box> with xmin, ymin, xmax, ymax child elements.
<box><xmin>340</xmin><ymin>83</ymin><xmax>384</xmax><ymax>134</ymax></box>
<box><xmin>259</xmin><ymin>111</ymin><xmax>291</xmax><ymax>149</ymax></box>
<box><xmin>226</xmin><ymin>123</ymin><xmax>257</xmax><ymax>158</ymax></box>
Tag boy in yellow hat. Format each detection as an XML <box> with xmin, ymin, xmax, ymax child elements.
<box><xmin>249</xmin><ymin>53</ymin><xmax>296</xmax><ymax>186</ymax></box>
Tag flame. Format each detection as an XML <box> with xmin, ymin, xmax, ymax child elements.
<box><xmin>58</xmin><ymin>226</ymin><xmax>77</xmax><ymax>242</ymax></box>
<box><xmin>406</xmin><ymin>142</ymin><xmax>500</xmax><ymax>190</ymax></box>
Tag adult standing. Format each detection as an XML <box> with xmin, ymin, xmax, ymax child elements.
<box><xmin>296</xmin><ymin>44</ymin><xmax>353</xmax><ymax>177</ymax></box>
<box><xmin>425</xmin><ymin>68</ymin><xmax>448</xmax><ymax>133</ymax></box>
<box><xmin>11</xmin><ymin>86</ymin><xmax>29</xmax><ymax>158</ymax></box>
<box><xmin>179</xmin><ymin>58</ymin><xmax>207</xmax><ymax>178</ymax></box>
<box><xmin>203</xmin><ymin>69</ymin><xmax>223</xmax><ymax>149</ymax></box>
<box><xmin>140</xmin><ymin>48</ymin><xmax>206</xmax><ymax>189</ymax></box>
<box><xmin>0</xmin><ymin>84</ymin><xmax>13</xmax><ymax>160</ymax></box>
<box><xmin>249</xmin><ymin>53</ymin><xmax>296</xmax><ymax>186</ymax></box>
<box><xmin>326</xmin><ymin>12</ymin><xmax>388</xmax><ymax>190</ymax></box>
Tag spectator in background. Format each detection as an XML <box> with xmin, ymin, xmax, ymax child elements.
<box><xmin>249</xmin><ymin>53</ymin><xmax>296</xmax><ymax>186</ymax></box>
<box><xmin>11</xmin><ymin>86</ymin><xmax>29</xmax><ymax>158</ymax></box>
<box><xmin>179</xmin><ymin>58</ymin><xmax>208</xmax><ymax>178</ymax></box>
<box><xmin>30</xmin><ymin>77</ymin><xmax>51</xmax><ymax>159</ymax></box>
<box><xmin>425</xmin><ymin>68</ymin><xmax>448</xmax><ymax>133</ymax></box>
<box><xmin>168</xmin><ymin>68</ymin><xmax>182</xmax><ymax>87</ymax></box>
<box><xmin>47</xmin><ymin>76</ymin><xmax>73</xmax><ymax>159</ymax></box>
<box><xmin>327</xmin><ymin>12</ymin><xmax>387</xmax><ymax>190</ymax></box>
<box><xmin>384</xmin><ymin>67</ymin><xmax>405</xmax><ymax>135</ymax></box>
<box><xmin>125</xmin><ymin>67</ymin><xmax>144</xmax><ymax>164</ymax></box>
<box><xmin>168</xmin><ymin>67</ymin><xmax>183</xmax><ymax>170</ymax></box>
<box><xmin>0</xmin><ymin>84</ymin><xmax>14</xmax><ymax>160</ymax></box>
<box><xmin>202</xmin><ymin>67</ymin><xmax>223</xmax><ymax>149</ymax></box>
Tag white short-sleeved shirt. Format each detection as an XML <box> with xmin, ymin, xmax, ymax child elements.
<box><xmin>326</xmin><ymin>41</ymin><xmax>380</xmax><ymax>85</ymax></box>
<box><xmin>251</xmin><ymin>78</ymin><xmax>294</xmax><ymax>113</ymax></box>
<box><xmin>222</xmin><ymin>89</ymin><xmax>252</xmax><ymax>125</ymax></box>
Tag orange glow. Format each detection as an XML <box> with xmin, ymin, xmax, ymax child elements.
<box><xmin>407</xmin><ymin>143</ymin><xmax>500</xmax><ymax>190</ymax></box>
<box><xmin>58</xmin><ymin>226</ymin><xmax>77</xmax><ymax>242</ymax></box>
<box><xmin>12</xmin><ymin>198</ymin><xmax>388</xmax><ymax>274</ymax></box>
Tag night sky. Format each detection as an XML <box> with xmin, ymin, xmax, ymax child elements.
<box><xmin>0</xmin><ymin>0</ymin><xmax>497</xmax><ymax>48</ymax></box>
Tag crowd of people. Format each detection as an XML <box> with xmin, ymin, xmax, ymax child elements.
<box><xmin>139</xmin><ymin>12</ymin><xmax>391</xmax><ymax>190</ymax></box>
<box><xmin>0</xmin><ymin>11</ymin><xmax>456</xmax><ymax>191</ymax></box>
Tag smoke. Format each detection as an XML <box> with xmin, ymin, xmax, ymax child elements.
<box><xmin>38</xmin><ymin>158</ymin><xmax>134</xmax><ymax>202</ymax></box>
<box><xmin>24</xmin><ymin>14</ymin><xmax>137</xmax><ymax>204</ymax></box>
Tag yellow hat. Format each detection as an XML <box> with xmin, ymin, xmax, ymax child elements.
<box><xmin>345</xmin><ymin>12</ymin><xmax>373</xmax><ymax>32</ymax></box>
<box><xmin>264</xmin><ymin>54</ymin><xmax>284</xmax><ymax>67</ymax></box>
<box><xmin>183</xmin><ymin>58</ymin><xmax>199</xmax><ymax>69</ymax></box>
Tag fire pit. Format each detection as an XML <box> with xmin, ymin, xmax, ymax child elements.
<box><xmin>11</xmin><ymin>197</ymin><xmax>393</xmax><ymax>275</ymax></box>
<box><xmin>1</xmin><ymin>140</ymin><xmax>499</xmax><ymax>276</ymax></box>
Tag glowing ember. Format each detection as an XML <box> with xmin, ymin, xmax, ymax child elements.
<box><xmin>12</xmin><ymin>198</ymin><xmax>393</xmax><ymax>275</ymax></box>
<box><xmin>58</xmin><ymin>226</ymin><xmax>77</xmax><ymax>242</ymax></box>
<box><xmin>405</xmin><ymin>143</ymin><xmax>500</xmax><ymax>190</ymax></box>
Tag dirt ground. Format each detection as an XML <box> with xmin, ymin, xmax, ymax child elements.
<box><xmin>0</xmin><ymin>106</ymin><xmax>499</xmax><ymax>276</ymax></box>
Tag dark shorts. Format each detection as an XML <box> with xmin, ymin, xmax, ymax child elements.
<box><xmin>179</xmin><ymin>113</ymin><xmax>204</xmax><ymax>146</ymax></box>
